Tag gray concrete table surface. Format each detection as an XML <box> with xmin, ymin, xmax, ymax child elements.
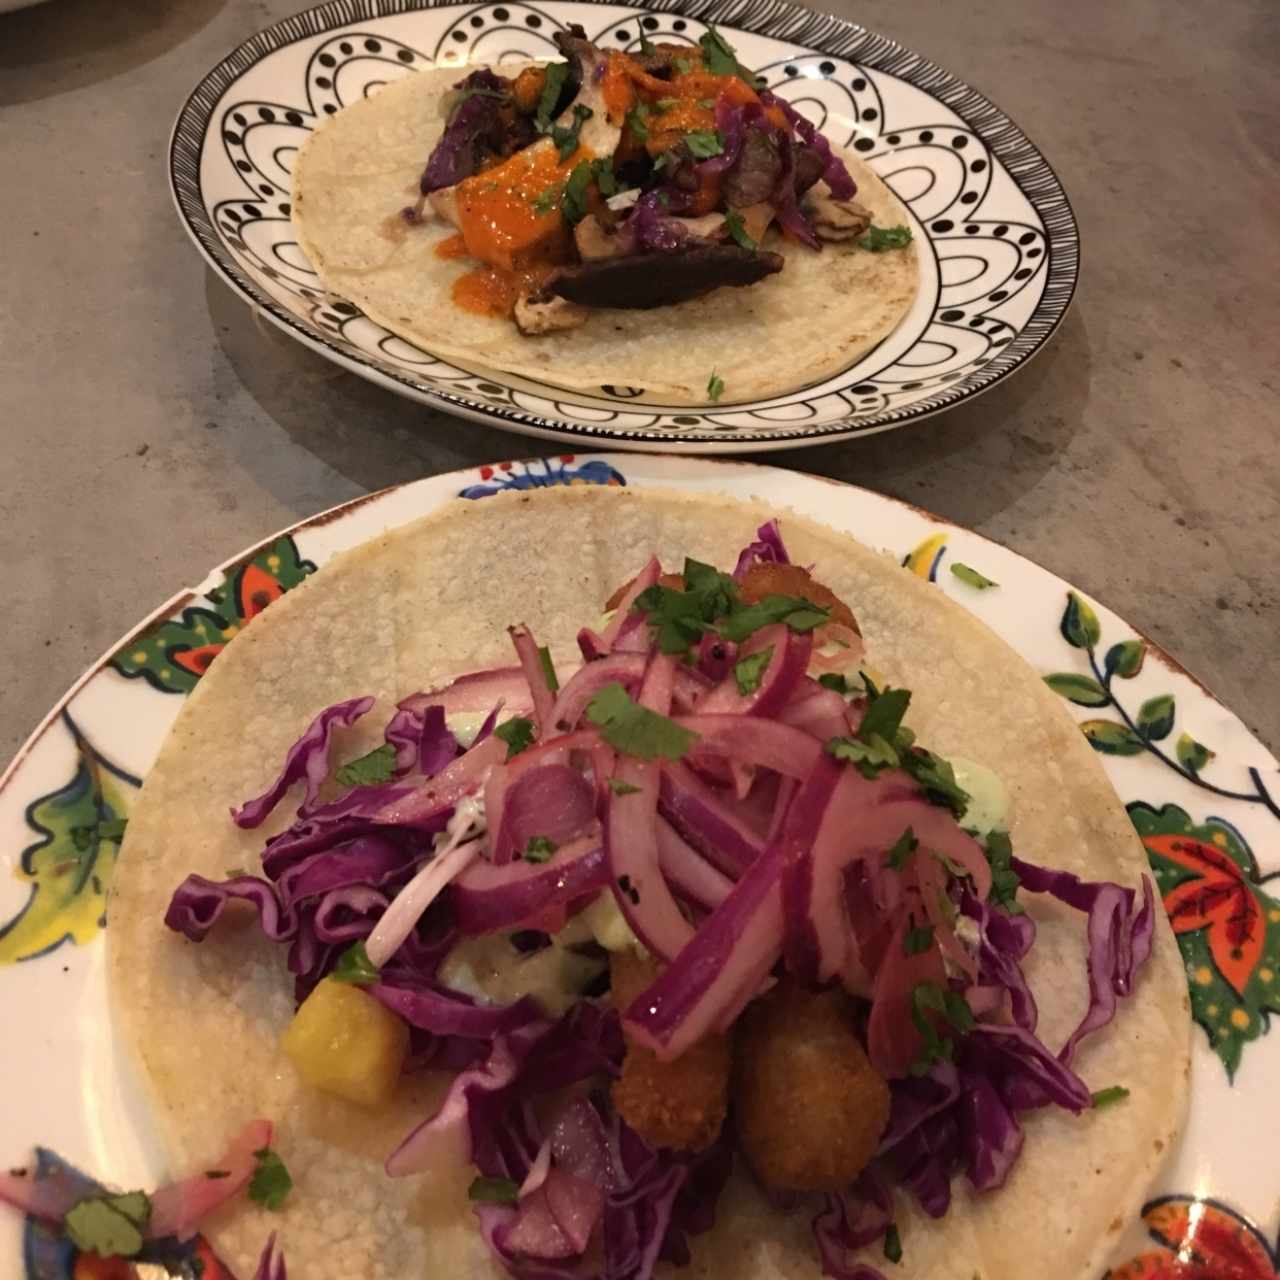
<box><xmin>1</xmin><ymin>0</ymin><xmax>1277</xmax><ymax>766</ymax></box>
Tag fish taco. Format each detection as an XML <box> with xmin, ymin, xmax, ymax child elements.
<box><xmin>291</xmin><ymin>27</ymin><xmax>919</xmax><ymax>404</ymax></box>
<box><xmin>79</xmin><ymin>487</ymin><xmax>1188</xmax><ymax>1279</ymax></box>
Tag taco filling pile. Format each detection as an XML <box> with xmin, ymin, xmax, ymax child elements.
<box><xmin>291</xmin><ymin>31</ymin><xmax>921</xmax><ymax>402</ymax></box>
<box><xmin>84</xmin><ymin>517</ymin><xmax>1161</xmax><ymax>1280</ymax></box>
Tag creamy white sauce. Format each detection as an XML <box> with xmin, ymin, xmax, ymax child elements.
<box><xmin>446</xmin><ymin>711</ymin><xmax>490</xmax><ymax>749</ymax></box>
<box><xmin>949</xmin><ymin>757</ymin><xmax>1012</xmax><ymax>836</ymax></box>
<box><xmin>580</xmin><ymin>890</ymin><xmax>642</xmax><ymax>953</ymax></box>
<box><xmin>434</xmin><ymin>789</ymin><xmax>488</xmax><ymax>854</ymax></box>
<box><xmin>439</xmin><ymin>932</ymin><xmax>605</xmax><ymax>1017</ymax></box>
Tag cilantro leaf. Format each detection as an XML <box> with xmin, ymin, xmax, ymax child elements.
<box><xmin>719</xmin><ymin>594</ymin><xmax>830</xmax><ymax>643</ymax></box>
<box><xmin>858</xmin><ymin>687</ymin><xmax>912</xmax><ymax>749</ymax></box>
<box><xmin>494</xmin><ymin>716</ymin><xmax>536</xmax><ymax>759</ymax></box>
<box><xmin>884</xmin><ymin>1224</ymin><xmax>903</xmax><ymax>1264</ymax></box>
<box><xmin>951</xmin><ymin>562</ymin><xmax>999</xmax><ymax>590</ymax></box>
<box><xmin>698</xmin><ymin>25</ymin><xmax>754</xmax><ymax>83</ymax></box>
<box><xmin>734</xmin><ymin>645</ymin><xmax>774</xmax><ymax>696</ymax></box>
<box><xmin>249</xmin><ymin>1148</ymin><xmax>293</xmax><ymax>1211</ymax></box>
<box><xmin>1090</xmin><ymin>1085</ymin><xmax>1130</xmax><ymax>1109</ymax></box>
<box><xmin>607</xmin><ymin>778</ymin><xmax>642</xmax><ymax>796</ymax></box>
<box><xmin>532</xmin><ymin>184</ymin><xmax>563</xmax><ymax>215</ymax></box>
<box><xmin>331</xmin><ymin>940</ymin><xmax>380</xmax><ymax>986</ymax></box>
<box><xmin>591</xmin><ymin>157</ymin><xmax>618</xmax><ymax>197</ymax></box>
<box><xmin>634</xmin><ymin>558</ymin><xmax>737</xmax><ymax>656</ymax></box>
<box><xmin>469</xmin><ymin>1175</ymin><xmax>520</xmax><ymax>1203</ymax></box>
<box><xmin>655</xmin><ymin>97</ymin><xmax>680</xmax><ymax>111</ymax></box>
<box><xmin>523</xmin><ymin>836</ymin><xmax>557</xmax><ymax>863</ymax></box>
<box><xmin>826</xmin><ymin>733</ymin><xmax>899</xmax><ymax>778</ymax></box>
<box><xmin>901</xmin><ymin>749</ymin><xmax>970</xmax><ymax>818</ymax></box>
<box><xmin>65</xmin><ymin>1195</ymin><xmax>150</xmax><ymax>1259</ymax></box>
<box><xmin>561</xmin><ymin>160</ymin><xmax>594</xmax><ymax>223</ymax></box>
<box><xmin>818</xmin><ymin>672</ymin><xmax>855</xmax><ymax>695</ymax></box>
<box><xmin>723</xmin><ymin>209</ymin><xmax>757</xmax><ymax>251</ymax></box>
<box><xmin>909</xmin><ymin>981</ymin><xmax>975</xmax><ymax>1075</ymax></box>
<box><xmin>982</xmin><ymin>829</ymin><xmax>1022</xmax><ymax>913</ymax></box>
<box><xmin>637</xmin><ymin>24</ymin><xmax>655</xmax><ymax>55</ymax></box>
<box><xmin>538</xmin><ymin>645</ymin><xmax>560</xmax><ymax>693</ymax></box>
<box><xmin>683</xmin><ymin>129</ymin><xmax>724</xmax><ymax>159</ymax></box>
<box><xmin>535</xmin><ymin>62</ymin><xmax>570</xmax><ymax>131</ymax></box>
<box><xmin>904</xmin><ymin>924</ymin><xmax>935</xmax><ymax>955</ymax></box>
<box><xmin>335</xmin><ymin>742</ymin><xmax>397</xmax><ymax>788</ymax></box>
<box><xmin>707</xmin><ymin>371</ymin><xmax>725</xmax><ymax>402</ymax></box>
<box><xmin>551</xmin><ymin>104</ymin><xmax>593</xmax><ymax>161</ymax></box>
<box><xmin>586</xmin><ymin>683</ymin><xmax>699</xmax><ymax>761</ymax></box>
<box><xmin>885</xmin><ymin>827</ymin><xmax>918</xmax><ymax>869</ymax></box>
<box><xmin>859</xmin><ymin>224</ymin><xmax>913</xmax><ymax>252</ymax></box>
<box><xmin>625</xmin><ymin>102</ymin><xmax>651</xmax><ymax>140</ymax></box>
<box><xmin>673</xmin><ymin>56</ymin><xmax>694</xmax><ymax>75</ymax></box>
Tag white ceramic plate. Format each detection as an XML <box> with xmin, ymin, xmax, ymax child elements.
<box><xmin>170</xmin><ymin>0</ymin><xmax>1079</xmax><ymax>451</ymax></box>
<box><xmin>3</xmin><ymin>455</ymin><xmax>1279</xmax><ymax>1278</ymax></box>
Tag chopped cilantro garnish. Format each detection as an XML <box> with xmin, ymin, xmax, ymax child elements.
<box><xmin>532</xmin><ymin>184</ymin><xmax>563</xmax><ymax>215</ymax></box>
<box><xmin>698</xmin><ymin>25</ymin><xmax>754</xmax><ymax>83</ymax></box>
<box><xmin>248</xmin><ymin>1148</ymin><xmax>293</xmax><ymax>1211</ymax></box>
<box><xmin>561</xmin><ymin>161</ymin><xmax>594</xmax><ymax>222</ymax></box>
<box><xmin>591</xmin><ymin>157</ymin><xmax>618</xmax><ymax>197</ymax></box>
<box><xmin>909</xmin><ymin>981</ymin><xmax>976</xmax><ymax>1075</ymax></box>
<box><xmin>885</xmin><ymin>827</ymin><xmax>918</xmax><ymax>870</ymax></box>
<box><xmin>707</xmin><ymin>371</ymin><xmax>725</xmax><ymax>402</ymax></box>
<box><xmin>1091</xmin><ymin>1085</ymin><xmax>1130</xmax><ymax>1109</ymax></box>
<box><xmin>718</xmin><ymin>594</ymin><xmax>829</xmax><ymax>642</ymax></box>
<box><xmin>586</xmin><ymin>683</ymin><xmax>699</xmax><ymax>762</ymax></box>
<box><xmin>625</xmin><ymin>102</ymin><xmax>651</xmax><ymax>140</ymax></box>
<box><xmin>637</xmin><ymin>24</ymin><xmax>655</xmax><ymax>55</ymax></box>
<box><xmin>697</xmin><ymin>97</ymin><xmax>716</xmax><ymax>108</ymax></box>
<box><xmin>683</xmin><ymin>129</ymin><xmax>724</xmax><ymax>159</ymax></box>
<box><xmin>655</xmin><ymin>96</ymin><xmax>680</xmax><ymax>111</ymax></box>
<box><xmin>734</xmin><ymin>645</ymin><xmax>774</xmax><ymax>696</ymax></box>
<box><xmin>331</xmin><ymin>940</ymin><xmax>380</xmax><ymax>986</ymax></box>
<box><xmin>607</xmin><ymin>778</ymin><xmax>642</xmax><ymax>796</ymax></box>
<box><xmin>858</xmin><ymin>687</ymin><xmax>912</xmax><ymax>749</ymax></box>
<box><xmin>951</xmin><ymin>562</ymin><xmax>999</xmax><ymax>590</ymax></box>
<box><xmin>859</xmin><ymin>224</ymin><xmax>913</xmax><ymax>252</ymax></box>
<box><xmin>494</xmin><ymin>716</ymin><xmax>536</xmax><ymax>759</ymax></box>
<box><xmin>551</xmin><ymin>104</ymin><xmax>593</xmax><ymax>162</ymax></box>
<box><xmin>523</xmin><ymin>836</ymin><xmax>557</xmax><ymax>863</ymax></box>
<box><xmin>818</xmin><ymin>672</ymin><xmax>855</xmax><ymax>695</ymax></box>
<box><xmin>826</xmin><ymin>733</ymin><xmax>899</xmax><ymax>777</ymax></box>
<box><xmin>335</xmin><ymin>742</ymin><xmax>397</xmax><ymax>788</ymax></box>
<box><xmin>724</xmin><ymin>209</ymin><xmax>757</xmax><ymax>251</ymax></box>
<box><xmin>904</xmin><ymin>924</ymin><xmax>935</xmax><ymax>955</ymax></box>
<box><xmin>982</xmin><ymin>829</ymin><xmax>1022</xmax><ymax>913</ymax></box>
<box><xmin>901</xmin><ymin>749</ymin><xmax>970</xmax><ymax>819</ymax></box>
<box><xmin>634</xmin><ymin>557</ymin><xmax>737</xmax><ymax>655</ymax></box>
<box><xmin>538</xmin><ymin>645</ymin><xmax>560</xmax><ymax>693</ymax></box>
<box><xmin>65</xmin><ymin>1193</ymin><xmax>151</xmax><ymax>1259</ymax></box>
<box><xmin>673</xmin><ymin>56</ymin><xmax>694</xmax><ymax>75</ymax></box>
<box><xmin>535</xmin><ymin>62</ymin><xmax>570</xmax><ymax>132</ymax></box>
<box><xmin>884</xmin><ymin>1223</ymin><xmax>903</xmax><ymax>1264</ymax></box>
<box><xmin>469</xmin><ymin>1174</ymin><xmax>521</xmax><ymax>1203</ymax></box>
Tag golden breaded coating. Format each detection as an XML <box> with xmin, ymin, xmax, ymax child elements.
<box><xmin>734</xmin><ymin>983</ymin><xmax>889</xmax><ymax>1192</ymax></box>
<box><xmin>737</xmin><ymin>563</ymin><xmax>861</xmax><ymax>635</ymax></box>
<box><xmin>611</xmin><ymin>950</ymin><xmax>730</xmax><ymax>1153</ymax></box>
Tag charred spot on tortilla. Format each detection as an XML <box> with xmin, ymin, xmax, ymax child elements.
<box><xmin>548</xmin><ymin>244</ymin><xmax>783</xmax><ymax>309</ymax></box>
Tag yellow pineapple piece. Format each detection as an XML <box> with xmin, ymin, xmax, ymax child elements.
<box><xmin>281</xmin><ymin>977</ymin><xmax>408</xmax><ymax>1106</ymax></box>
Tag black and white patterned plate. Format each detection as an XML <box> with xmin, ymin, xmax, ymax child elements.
<box><xmin>171</xmin><ymin>0</ymin><xmax>1079</xmax><ymax>451</ymax></box>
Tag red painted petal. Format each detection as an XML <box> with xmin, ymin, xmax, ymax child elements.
<box><xmin>238</xmin><ymin>562</ymin><xmax>284</xmax><ymax>621</ymax></box>
<box><xmin>172</xmin><ymin>643</ymin><xmax>225</xmax><ymax>676</ymax></box>
<box><xmin>1146</xmin><ymin>835</ymin><xmax>1246</xmax><ymax>885</ymax></box>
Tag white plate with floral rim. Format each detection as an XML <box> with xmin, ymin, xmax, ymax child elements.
<box><xmin>170</xmin><ymin>0</ymin><xmax>1078</xmax><ymax>453</ymax></box>
<box><xmin>3</xmin><ymin>455</ymin><xmax>1278</xmax><ymax>1280</ymax></box>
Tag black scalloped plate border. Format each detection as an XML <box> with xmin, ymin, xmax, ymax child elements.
<box><xmin>170</xmin><ymin>0</ymin><xmax>1080</xmax><ymax>450</ymax></box>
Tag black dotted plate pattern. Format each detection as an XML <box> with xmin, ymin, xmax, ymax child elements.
<box><xmin>170</xmin><ymin>0</ymin><xmax>1079</xmax><ymax>446</ymax></box>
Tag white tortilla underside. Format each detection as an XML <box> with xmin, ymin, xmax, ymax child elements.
<box><xmin>290</xmin><ymin>66</ymin><xmax>920</xmax><ymax>404</ymax></box>
<box><xmin>109</xmin><ymin>488</ymin><xmax>1189</xmax><ymax>1280</ymax></box>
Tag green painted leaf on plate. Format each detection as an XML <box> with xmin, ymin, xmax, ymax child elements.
<box><xmin>1043</xmin><ymin>673</ymin><xmax>1110</xmax><ymax>707</ymax></box>
<box><xmin>1080</xmin><ymin>719</ymin><xmax>1145</xmax><ymax>756</ymax></box>
<box><xmin>1175</xmin><ymin>731</ymin><xmax>1215</xmax><ymax>775</ymax></box>
<box><xmin>1137</xmin><ymin>693</ymin><xmax>1176</xmax><ymax>742</ymax></box>
<box><xmin>1060</xmin><ymin>591</ymin><xmax>1101</xmax><ymax>650</ymax></box>
<box><xmin>1104</xmin><ymin>639</ymin><xmax>1146</xmax><ymax>679</ymax></box>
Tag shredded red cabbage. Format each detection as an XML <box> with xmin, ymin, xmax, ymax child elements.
<box><xmin>760</xmin><ymin>90</ymin><xmax>858</xmax><ymax>200</ymax></box>
<box><xmin>420</xmin><ymin>69</ymin><xmax>512</xmax><ymax>194</ymax></box>
<box><xmin>732</xmin><ymin>518</ymin><xmax>791</xmax><ymax>578</ymax></box>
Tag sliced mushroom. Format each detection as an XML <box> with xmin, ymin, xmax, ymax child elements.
<box><xmin>808</xmin><ymin>192</ymin><xmax>873</xmax><ymax>242</ymax></box>
<box><xmin>574</xmin><ymin>215</ymin><xmax>634</xmax><ymax>261</ymax></box>
<box><xmin>548</xmin><ymin>245</ymin><xmax>784</xmax><ymax>310</ymax></box>
<box><xmin>513</xmin><ymin>291</ymin><xmax>591</xmax><ymax>335</ymax></box>
<box><xmin>723</xmin><ymin>127</ymin><xmax>782</xmax><ymax>209</ymax></box>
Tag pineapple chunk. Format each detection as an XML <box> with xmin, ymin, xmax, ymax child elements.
<box><xmin>281</xmin><ymin>977</ymin><xmax>408</xmax><ymax>1107</ymax></box>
